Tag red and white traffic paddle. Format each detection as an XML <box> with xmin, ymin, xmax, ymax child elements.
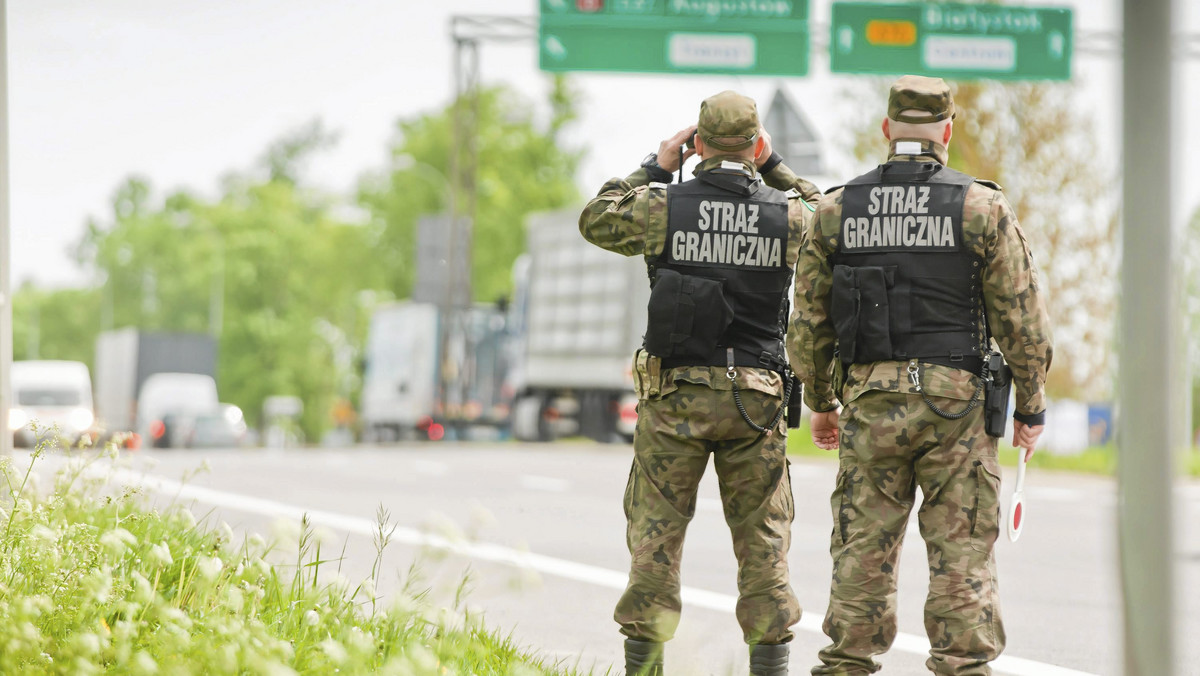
<box><xmin>1007</xmin><ymin>451</ymin><xmax>1028</xmax><ymax>542</ymax></box>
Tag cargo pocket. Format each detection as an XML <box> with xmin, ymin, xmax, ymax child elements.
<box><xmin>832</xmin><ymin>265</ymin><xmax>895</xmax><ymax>363</ymax></box>
<box><xmin>644</xmin><ymin>269</ymin><xmax>733</xmax><ymax>358</ymax></box>
<box><xmin>969</xmin><ymin>454</ymin><xmax>1003</xmax><ymax>552</ymax></box>
<box><xmin>831</xmin><ymin>266</ymin><xmax>860</xmax><ymax>362</ymax></box>
<box><xmin>832</xmin><ymin>465</ymin><xmax>854</xmax><ymax>546</ymax></box>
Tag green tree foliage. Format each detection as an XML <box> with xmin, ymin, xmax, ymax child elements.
<box><xmin>358</xmin><ymin>77</ymin><xmax>583</xmax><ymax>303</ymax></box>
<box><xmin>74</xmin><ymin>127</ymin><xmax>386</xmax><ymax>439</ymax></box>
<box><xmin>843</xmin><ymin>79</ymin><xmax>1117</xmax><ymax>401</ymax></box>
<box><xmin>17</xmin><ymin>80</ymin><xmax>584</xmax><ymax>443</ymax></box>
<box><xmin>12</xmin><ymin>285</ymin><xmax>102</xmax><ymax>365</ymax></box>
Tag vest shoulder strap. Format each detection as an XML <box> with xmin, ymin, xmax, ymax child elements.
<box><xmin>785</xmin><ymin>188</ymin><xmax>816</xmax><ymax>212</ymax></box>
<box><xmin>974</xmin><ymin>178</ymin><xmax>1003</xmax><ymax>191</ymax></box>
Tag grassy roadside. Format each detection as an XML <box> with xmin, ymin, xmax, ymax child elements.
<box><xmin>0</xmin><ymin>442</ymin><xmax>589</xmax><ymax>675</ymax></box>
<box><xmin>785</xmin><ymin>424</ymin><xmax>1200</xmax><ymax>478</ymax></box>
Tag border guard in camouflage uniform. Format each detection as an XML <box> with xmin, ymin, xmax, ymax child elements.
<box><xmin>580</xmin><ymin>91</ymin><xmax>821</xmax><ymax>676</ymax></box>
<box><xmin>791</xmin><ymin>76</ymin><xmax>1052</xmax><ymax>675</ymax></box>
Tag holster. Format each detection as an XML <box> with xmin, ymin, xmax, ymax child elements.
<box><xmin>643</xmin><ymin>268</ymin><xmax>733</xmax><ymax>359</ymax></box>
<box><xmin>983</xmin><ymin>352</ymin><xmax>1013</xmax><ymax>438</ymax></box>
<box><xmin>786</xmin><ymin>375</ymin><xmax>803</xmax><ymax>429</ymax></box>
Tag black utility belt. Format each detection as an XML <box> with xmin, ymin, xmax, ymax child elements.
<box><xmin>843</xmin><ymin>356</ymin><xmax>983</xmax><ymax>373</ymax></box>
<box><xmin>659</xmin><ymin>348</ymin><xmax>782</xmax><ymax>372</ymax></box>
<box><xmin>915</xmin><ymin>355</ymin><xmax>985</xmax><ymax>374</ymax></box>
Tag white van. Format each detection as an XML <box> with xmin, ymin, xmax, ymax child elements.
<box><xmin>137</xmin><ymin>372</ymin><xmax>219</xmax><ymax>448</ymax></box>
<box><xmin>10</xmin><ymin>360</ymin><xmax>96</xmax><ymax>448</ymax></box>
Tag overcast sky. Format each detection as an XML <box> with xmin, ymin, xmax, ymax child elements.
<box><xmin>7</xmin><ymin>0</ymin><xmax>1196</xmax><ymax>289</ymax></box>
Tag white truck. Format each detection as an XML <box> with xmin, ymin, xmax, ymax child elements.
<box><xmin>360</xmin><ymin>302</ymin><xmax>510</xmax><ymax>442</ymax></box>
<box><xmin>93</xmin><ymin>329</ymin><xmax>219</xmax><ymax>447</ymax></box>
<box><xmin>507</xmin><ymin>208</ymin><xmax>649</xmax><ymax>443</ymax></box>
<box><xmin>10</xmin><ymin>360</ymin><xmax>96</xmax><ymax>447</ymax></box>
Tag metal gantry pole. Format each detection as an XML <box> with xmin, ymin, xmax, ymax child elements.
<box><xmin>0</xmin><ymin>0</ymin><xmax>11</xmax><ymax>457</ymax></box>
<box><xmin>1119</xmin><ymin>0</ymin><xmax>1179</xmax><ymax>673</ymax></box>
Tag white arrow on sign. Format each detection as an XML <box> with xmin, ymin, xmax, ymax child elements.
<box><xmin>1049</xmin><ymin>30</ymin><xmax>1064</xmax><ymax>59</ymax></box>
<box><xmin>544</xmin><ymin>35</ymin><xmax>567</xmax><ymax>60</ymax></box>
<box><xmin>838</xmin><ymin>26</ymin><xmax>854</xmax><ymax>53</ymax></box>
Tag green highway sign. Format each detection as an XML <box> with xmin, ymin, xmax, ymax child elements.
<box><xmin>538</xmin><ymin>0</ymin><xmax>809</xmax><ymax>76</ymax></box>
<box><xmin>830</xmin><ymin>2</ymin><xmax>1072</xmax><ymax>81</ymax></box>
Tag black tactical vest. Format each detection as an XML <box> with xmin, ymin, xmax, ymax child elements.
<box><xmin>831</xmin><ymin>161</ymin><xmax>984</xmax><ymax>369</ymax></box>
<box><xmin>643</xmin><ymin>168</ymin><xmax>792</xmax><ymax>370</ymax></box>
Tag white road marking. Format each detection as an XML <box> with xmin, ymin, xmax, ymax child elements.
<box><xmin>519</xmin><ymin>475</ymin><xmax>571</xmax><ymax>493</ymax></box>
<box><xmin>106</xmin><ymin>465</ymin><xmax>1098</xmax><ymax>676</ymax></box>
<box><xmin>412</xmin><ymin>460</ymin><xmax>449</xmax><ymax>477</ymax></box>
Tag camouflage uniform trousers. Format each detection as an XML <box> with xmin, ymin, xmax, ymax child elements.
<box><xmin>814</xmin><ymin>390</ymin><xmax>1005</xmax><ymax>676</ymax></box>
<box><xmin>615</xmin><ymin>380</ymin><xmax>802</xmax><ymax>645</ymax></box>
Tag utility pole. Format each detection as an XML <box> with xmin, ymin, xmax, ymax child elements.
<box><xmin>1120</xmin><ymin>0</ymin><xmax>1181</xmax><ymax>674</ymax></box>
<box><xmin>438</xmin><ymin>16</ymin><xmax>536</xmax><ymax>432</ymax></box>
<box><xmin>0</xmin><ymin>0</ymin><xmax>12</xmax><ymax>456</ymax></box>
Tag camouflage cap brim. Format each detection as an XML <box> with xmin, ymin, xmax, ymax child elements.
<box><xmin>888</xmin><ymin>75</ymin><xmax>956</xmax><ymax>124</ymax></box>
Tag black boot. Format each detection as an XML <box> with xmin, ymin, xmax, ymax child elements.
<box><xmin>749</xmin><ymin>643</ymin><xmax>788</xmax><ymax>676</ymax></box>
<box><xmin>624</xmin><ymin>638</ymin><xmax>664</xmax><ymax>676</ymax></box>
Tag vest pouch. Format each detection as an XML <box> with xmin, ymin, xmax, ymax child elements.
<box><xmin>644</xmin><ymin>268</ymin><xmax>733</xmax><ymax>359</ymax></box>
<box><xmin>832</xmin><ymin>265</ymin><xmax>895</xmax><ymax>364</ymax></box>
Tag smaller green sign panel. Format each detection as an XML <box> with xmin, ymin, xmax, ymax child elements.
<box><xmin>539</xmin><ymin>0</ymin><xmax>809</xmax><ymax>77</ymax></box>
<box><xmin>830</xmin><ymin>2</ymin><xmax>1072</xmax><ymax>81</ymax></box>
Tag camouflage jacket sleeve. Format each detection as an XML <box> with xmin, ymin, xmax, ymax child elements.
<box><xmin>762</xmin><ymin>162</ymin><xmax>822</xmax><ymax>202</ymax></box>
<box><xmin>788</xmin><ymin>189</ymin><xmax>841</xmax><ymax>413</ymax></box>
<box><xmin>578</xmin><ymin>167</ymin><xmax>662</xmax><ymax>257</ymax></box>
<box><xmin>980</xmin><ymin>190</ymin><xmax>1053</xmax><ymax>417</ymax></box>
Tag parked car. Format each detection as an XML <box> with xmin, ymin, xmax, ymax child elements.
<box><xmin>9</xmin><ymin>360</ymin><xmax>96</xmax><ymax>448</ymax></box>
<box><xmin>186</xmin><ymin>404</ymin><xmax>249</xmax><ymax>448</ymax></box>
<box><xmin>137</xmin><ymin>372</ymin><xmax>220</xmax><ymax>448</ymax></box>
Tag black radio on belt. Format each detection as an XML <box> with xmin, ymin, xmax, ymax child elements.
<box><xmin>983</xmin><ymin>352</ymin><xmax>1013</xmax><ymax>438</ymax></box>
<box><xmin>786</xmin><ymin>375</ymin><xmax>804</xmax><ymax>429</ymax></box>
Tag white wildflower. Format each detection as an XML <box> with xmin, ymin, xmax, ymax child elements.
<box><xmin>131</xmin><ymin>651</ymin><xmax>157</xmax><ymax>676</ymax></box>
<box><xmin>29</xmin><ymin>524</ymin><xmax>57</xmax><ymax>546</ymax></box>
<box><xmin>84</xmin><ymin>567</ymin><xmax>113</xmax><ymax>604</ymax></box>
<box><xmin>271</xmin><ymin>519</ymin><xmax>300</xmax><ymax>544</ymax></box>
<box><xmin>303</xmin><ymin>609</ymin><xmax>320</xmax><ymax>627</ymax></box>
<box><xmin>427</xmin><ymin>512</ymin><xmax>466</xmax><ymax>544</ymax></box>
<box><xmin>172</xmin><ymin>509</ymin><xmax>196</xmax><ymax>529</ymax></box>
<box><xmin>196</xmin><ymin>555</ymin><xmax>223</xmax><ymax>582</ymax></box>
<box><xmin>470</xmin><ymin>500</ymin><xmax>498</xmax><ymax>529</ymax></box>
<box><xmin>319</xmin><ymin>638</ymin><xmax>348</xmax><ymax>664</ymax></box>
<box><xmin>148</xmin><ymin>542</ymin><xmax>173</xmax><ymax>567</ymax></box>
<box><xmin>328</xmin><ymin>572</ymin><xmax>352</xmax><ymax>595</ymax></box>
<box><xmin>100</xmin><ymin>528</ymin><xmax>136</xmax><ymax>556</ymax></box>
<box><xmin>73</xmin><ymin>632</ymin><xmax>102</xmax><ymax>656</ymax></box>
<box><xmin>131</xmin><ymin>572</ymin><xmax>154</xmax><ymax>605</ymax></box>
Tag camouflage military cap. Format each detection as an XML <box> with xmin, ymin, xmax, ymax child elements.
<box><xmin>698</xmin><ymin>90</ymin><xmax>760</xmax><ymax>151</ymax></box>
<box><xmin>887</xmin><ymin>75</ymin><xmax>956</xmax><ymax>123</ymax></box>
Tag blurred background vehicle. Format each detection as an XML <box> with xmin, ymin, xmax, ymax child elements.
<box><xmin>360</xmin><ymin>301</ymin><xmax>511</xmax><ymax>442</ymax></box>
<box><xmin>9</xmin><ymin>360</ymin><xmax>96</xmax><ymax>448</ymax></box>
<box><xmin>138</xmin><ymin>372</ymin><xmax>220</xmax><ymax>449</ymax></box>
<box><xmin>185</xmin><ymin>403</ymin><xmax>248</xmax><ymax>449</ymax></box>
<box><xmin>506</xmin><ymin>209</ymin><xmax>647</xmax><ymax>444</ymax></box>
<box><xmin>93</xmin><ymin>329</ymin><xmax>218</xmax><ymax>447</ymax></box>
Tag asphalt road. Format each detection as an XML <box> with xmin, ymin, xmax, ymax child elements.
<box><xmin>55</xmin><ymin>442</ymin><xmax>1200</xmax><ymax>676</ymax></box>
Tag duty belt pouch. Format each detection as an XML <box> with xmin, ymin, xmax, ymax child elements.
<box><xmin>831</xmin><ymin>265</ymin><xmax>894</xmax><ymax>364</ymax></box>
<box><xmin>644</xmin><ymin>268</ymin><xmax>733</xmax><ymax>358</ymax></box>
<box><xmin>983</xmin><ymin>352</ymin><xmax>1013</xmax><ymax>438</ymax></box>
